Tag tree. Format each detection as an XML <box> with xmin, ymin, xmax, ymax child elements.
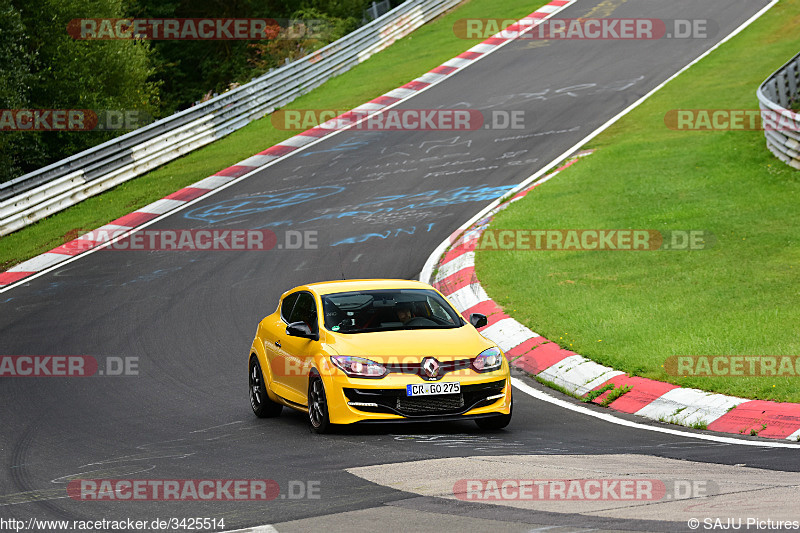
<box><xmin>0</xmin><ymin>0</ymin><xmax>42</xmax><ymax>181</ymax></box>
<box><xmin>0</xmin><ymin>0</ymin><xmax>159</xmax><ymax>182</ymax></box>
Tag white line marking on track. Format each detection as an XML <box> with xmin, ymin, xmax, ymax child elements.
<box><xmin>511</xmin><ymin>377</ymin><xmax>800</xmax><ymax>448</ymax></box>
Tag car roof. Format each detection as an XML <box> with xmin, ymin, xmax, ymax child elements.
<box><xmin>297</xmin><ymin>279</ymin><xmax>435</xmax><ymax>296</ymax></box>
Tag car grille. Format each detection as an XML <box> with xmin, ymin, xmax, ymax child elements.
<box><xmin>396</xmin><ymin>394</ymin><xmax>465</xmax><ymax>414</ymax></box>
<box><xmin>344</xmin><ymin>379</ymin><xmax>506</xmax><ymax>417</ymax></box>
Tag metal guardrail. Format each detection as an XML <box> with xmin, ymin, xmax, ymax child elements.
<box><xmin>757</xmin><ymin>51</ymin><xmax>800</xmax><ymax>170</ymax></box>
<box><xmin>0</xmin><ymin>0</ymin><xmax>462</xmax><ymax>236</ymax></box>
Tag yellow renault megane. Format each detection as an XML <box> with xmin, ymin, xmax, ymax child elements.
<box><xmin>248</xmin><ymin>279</ymin><xmax>512</xmax><ymax>433</ymax></box>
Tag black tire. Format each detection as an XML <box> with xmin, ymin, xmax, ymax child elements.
<box><xmin>308</xmin><ymin>374</ymin><xmax>331</xmax><ymax>434</ymax></box>
<box><xmin>475</xmin><ymin>398</ymin><xmax>512</xmax><ymax>430</ymax></box>
<box><xmin>250</xmin><ymin>357</ymin><xmax>282</xmax><ymax>418</ymax></box>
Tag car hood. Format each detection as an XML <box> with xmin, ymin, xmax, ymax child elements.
<box><xmin>323</xmin><ymin>325</ymin><xmax>496</xmax><ymax>360</ymax></box>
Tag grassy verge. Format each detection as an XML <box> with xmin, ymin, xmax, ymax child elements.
<box><xmin>0</xmin><ymin>0</ymin><xmax>537</xmax><ymax>271</ymax></box>
<box><xmin>478</xmin><ymin>0</ymin><xmax>800</xmax><ymax>402</ymax></box>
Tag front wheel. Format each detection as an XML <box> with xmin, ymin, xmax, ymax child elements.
<box><xmin>308</xmin><ymin>374</ymin><xmax>331</xmax><ymax>434</ymax></box>
<box><xmin>250</xmin><ymin>357</ymin><xmax>282</xmax><ymax>418</ymax></box>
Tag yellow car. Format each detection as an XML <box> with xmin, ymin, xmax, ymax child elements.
<box><xmin>248</xmin><ymin>279</ymin><xmax>512</xmax><ymax>433</ymax></box>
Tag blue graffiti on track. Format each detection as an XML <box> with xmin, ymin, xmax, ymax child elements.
<box><xmin>183</xmin><ymin>186</ymin><xmax>346</xmax><ymax>224</ymax></box>
<box><xmin>302</xmin><ymin>184</ymin><xmax>516</xmax><ymax>225</ymax></box>
<box><xmin>327</xmin><ymin>184</ymin><xmax>516</xmax><ymax>246</ymax></box>
<box><xmin>295</xmin><ymin>135</ymin><xmax>378</xmax><ymax>157</ymax></box>
<box><xmin>331</xmin><ymin>223</ymin><xmax>437</xmax><ymax>246</ymax></box>
<box><xmin>182</xmin><ymin>183</ymin><xmax>515</xmax><ymax>233</ymax></box>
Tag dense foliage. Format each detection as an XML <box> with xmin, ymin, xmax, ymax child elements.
<box><xmin>0</xmin><ymin>0</ymin><xmax>158</xmax><ymax>182</ymax></box>
<box><xmin>0</xmin><ymin>0</ymin><xmax>395</xmax><ymax>183</ymax></box>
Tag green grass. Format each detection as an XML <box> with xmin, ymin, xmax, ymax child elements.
<box><xmin>582</xmin><ymin>382</ymin><xmax>614</xmax><ymax>403</ymax></box>
<box><xmin>600</xmin><ymin>384</ymin><xmax>631</xmax><ymax>407</ymax></box>
<box><xmin>656</xmin><ymin>414</ymin><xmax>708</xmax><ymax>431</ymax></box>
<box><xmin>477</xmin><ymin>0</ymin><xmax>800</xmax><ymax>403</ymax></box>
<box><xmin>0</xmin><ymin>0</ymin><xmax>541</xmax><ymax>271</ymax></box>
<box><xmin>534</xmin><ymin>375</ymin><xmax>581</xmax><ymax>401</ymax></box>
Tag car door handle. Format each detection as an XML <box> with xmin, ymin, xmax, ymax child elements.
<box><xmin>275</xmin><ymin>340</ymin><xmax>281</xmax><ymax>348</ymax></box>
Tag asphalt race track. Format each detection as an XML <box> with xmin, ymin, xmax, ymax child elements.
<box><xmin>1</xmin><ymin>0</ymin><xmax>797</xmax><ymax>531</ymax></box>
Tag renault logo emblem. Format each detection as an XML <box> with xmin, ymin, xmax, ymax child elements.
<box><xmin>422</xmin><ymin>357</ymin><xmax>440</xmax><ymax>378</ymax></box>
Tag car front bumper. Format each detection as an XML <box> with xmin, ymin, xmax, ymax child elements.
<box><xmin>322</xmin><ymin>368</ymin><xmax>512</xmax><ymax>425</ymax></box>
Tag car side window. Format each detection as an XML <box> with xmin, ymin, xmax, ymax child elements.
<box><xmin>428</xmin><ymin>297</ymin><xmax>455</xmax><ymax>324</ymax></box>
<box><xmin>288</xmin><ymin>292</ymin><xmax>317</xmax><ymax>328</ymax></box>
<box><xmin>280</xmin><ymin>292</ymin><xmax>300</xmax><ymax>323</ymax></box>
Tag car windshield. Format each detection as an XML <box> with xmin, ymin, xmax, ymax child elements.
<box><xmin>321</xmin><ymin>289</ymin><xmax>464</xmax><ymax>334</ymax></box>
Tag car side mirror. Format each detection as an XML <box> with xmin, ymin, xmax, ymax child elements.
<box><xmin>469</xmin><ymin>313</ymin><xmax>487</xmax><ymax>328</ymax></box>
<box><xmin>286</xmin><ymin>321</ymin><xmax>318</xmax><ymax>341</ymax></box>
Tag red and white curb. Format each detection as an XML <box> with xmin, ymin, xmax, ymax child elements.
<box><xmin>0</xmin><ymin>0</ymin><xmax>578</xmax><ymax>290</ymax></box>
<box><xmin>427</xmin><ymin>154</ymin><xmax>800</xmax><ymax>442</ymax></box>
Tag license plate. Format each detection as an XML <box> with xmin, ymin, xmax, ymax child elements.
<box><xmin>406</xmin><ymin>382</ymin><xmax>461</xmax><ymax>396</ymax></box>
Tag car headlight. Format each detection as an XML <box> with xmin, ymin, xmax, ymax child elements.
<box><xmin>472</xmin><ymin>347</ymin><xmax>503</xmax><ymax>373</ymax></box>
<box><xmin>330</xmin><ymin>356</ymin><xmax>387</xmax><ymax>378</ymax></box>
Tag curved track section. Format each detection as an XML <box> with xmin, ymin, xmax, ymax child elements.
<box><xmin>1</xmin><ymin>0</ymin><xmax>794</xmax><ymax>531</ymax></box>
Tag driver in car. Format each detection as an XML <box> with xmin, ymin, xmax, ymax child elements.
<box><xmin>395</xmin><ymin>302</ymin><xmax>414</xmax><ymax>324</ymax></box>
